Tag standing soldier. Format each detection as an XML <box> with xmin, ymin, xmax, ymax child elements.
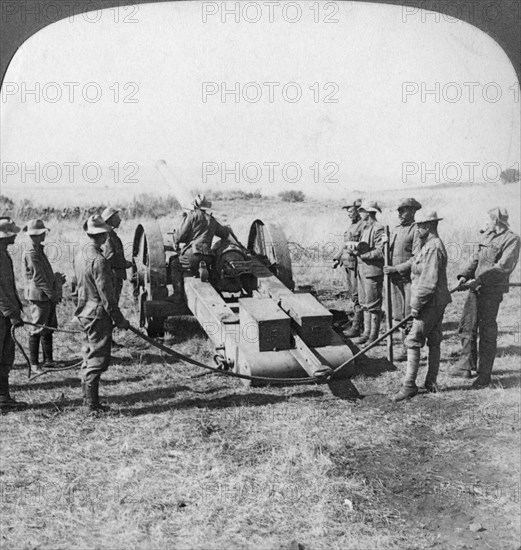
<box><xmin>350</xmin><ymin>201</ymin><xmax>384</xmax><ymax>345</ymax></box>
<box><xmin>388</xmin><ymin>198</ymin><xmax>422</xmax><ymax>360</ymax></box>
<box><xmin>0</xmin><ymin>218</ymin><xmax>28</xmax><ymax>411</ymax></box>
<box><xmin>333</xmin><ymin>199</ymin><xmax>365</xmax><ymax>337</ymax></box>
<box><xmin>75</xmin><ymin>215</ymin><xmax>130</xmax><ymax>413</ymax></box>
<box><xmin>171</xmin><ymin>194</ymin><xmax>230</xmax><ymax>303</ymax></box>
<box><xmin>385</xmin><ymin>211</ymin><xmax>451</xmax><ymax>401</ymax></box>
<box><xmin>22</xmin><ymin>219</ymin><xmax>66</xmax><ymax>374</ymax></box>
<box><xmin>101</xmin><ymin>207</ymin><xmax>132</xmax><ymax>305</ymax></box>
<box><xmin>450</xmin><ymin>207</ymin><xmax>520</xmax><ymax>388</ymax></box>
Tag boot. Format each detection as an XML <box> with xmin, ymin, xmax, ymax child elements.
<box><xmin>366</xmin><ymin>311</ymin><xmax>382</xmax><ymax>345</ymax></box>
<box><xmin>392</xmin><ymin>348</ymin><xmax>420</xmax><ymax>402</ymax></box>
<box><xmin>29</xmin><ymin>334</ymin><xmax>43</xmax><ymax>374</ymax></box>
<box><xmin>424</xmin><ymin>346</ymin><xmax>440</xmax><ymax>393</ymax></box>
<box><xmin>449</xmin><ymin>336</ymin><xmax>475</xmax><ymax>378</ymax></box>
<box><xmin>171</xmin><ymin>268</ymin><xmax>186</xmax><ymax>304</ymax></box>
<box><xmin>41</xmin><ymin>333</ymin><xmax>56</xmax><ymax>368</ymax></box>
<box><xmin>0</xmin><ymin>376</ymin><xmax>28</xmax><ymax>411</ymax></box>
<box><xmin>83</xmin><ymin>376</ymin><xmax>110</xmax><ymax>414</ymax></box>
<box><xmin>394</xmin><ymin>328</ymin><xmax>408</xmax><ymax>361</ymax></box>
<box><xmin>472</xmin><ymin>338</ymin><xmax>496</xmax><ymax>389</ymax></box>
<box><xmin>345</xmin><ymin>309</ymin><xmax>363</xmax><ymax>338</ymax></box>
<box><xmin>352</xmin><ymin>311</ymin><xmax>371</xmax><ymax>344</ymax></box>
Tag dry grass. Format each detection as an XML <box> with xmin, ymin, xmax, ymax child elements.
<box><xmin>1</xmin><ymin>182</ymin><xmax>520</xmax><ymax>549</ymax></box>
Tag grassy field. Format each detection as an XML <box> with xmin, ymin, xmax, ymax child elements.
<box><xmin>1</xmin><ymin>182</ymin><xmax>520</xmax><ymax>550</ymax></box>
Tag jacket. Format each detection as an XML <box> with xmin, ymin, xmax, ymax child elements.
<box><xmin>22</xmin><ymin>242</ymin><xmax>56</xmax><ymax>302</ymax></box>
<box><xmin>175</xmin><ymin>208</ymin><xmax>230</xmax><ymax>255</ymax></box>
<box><xmin>74</xmin><ymin>246</ymin><xmax>125</xmax><ymax>324</ymax></box>
<box><xmin>103</xmin><ymin>230</ymin><xmax>130</xmax><ymax>281</ymax></box>
<box><xmin>396</xmin><ymin>236</ymin><xmax>452</xmax><ymax>311</ymax></box>
<box><xmin>358</xmin><ymin>219</ymin><xmax>384</xmax><ymax>277</ymax></box>
<box><xmin>335</xmin><ymin>219</ymin><xmax>365</xmax><ymax>269</ymax></box>
<box><xmin>0</xmin><ymin>247</ymin><xmax>23</xmax><ymax>319</ymax></box>
<box><xmin>390</xmin><ymin>223</ymin><xmax>420</xmax><ymax>284</ymax></box>
<box><xmin>458</xmin><ymin>227</ymin><xmax>520</xmax><ymax>294</ymax></box>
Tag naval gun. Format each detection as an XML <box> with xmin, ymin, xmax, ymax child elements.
<box><xmin>130</xmin><ymin>163</ymin><xmax>355</xmax><ymax>386</ymax></box>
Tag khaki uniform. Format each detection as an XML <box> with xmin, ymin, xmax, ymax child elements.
<box><xmin>455</xmin><ymin>227</ymin><xmax>520</xmax><ymax>378</ymax></box>
<box><xmin>103</xmin><ymin>230</ymin><xmax>129</xmax><ymax>303</ymax></box>
<box><xmin>357</xmin><ymin>219</ymin><xmax>384</xmax><ymax>313</ymax></box>
<box><xmin>389</xmin><ymin>223</ymin><xmax>420</xmax><ymax>322</ymax></box>
<box><xmin>336</xmin><ymin>219</ymin><xmax>365</xmax><ymax>307</ymax></box>
<box><xmin>0</xmin><ymin>247</ymin><xmax>23</xmax><ymax>379</ymax></box>
<box><xmin>396</xmin><ymin>236</ymin><xmax>452</xmax><ymax>349</ymax></box>
<box><xmin>22</xmin><ymin>242</ymin><xmax>58</xmax><ymax>335</ymax></box>
<box><xmin>171</xmin><ymin>209</ymin><xmax>229</xmax><ymax>299</ymax></box>
<box><xmin>74</xmin><ymin>247</ymin><xmax>125</xmax><ymax>386</ymax></box>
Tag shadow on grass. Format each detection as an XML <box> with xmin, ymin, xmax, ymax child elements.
<box><xmin>352</xmin><ymin>355</ymin><xmax>398</xmax><ymax>378</ymax></box>
<box><xmin>116</xmin><ymin>389</ymin><xmax>323</xmax><ymax>417</ymax></box>
<box><xmin>10</xmin><ymin>375</ymin><xmax>147</xmax><ymax>392</ymax></box>
<box><xmin>497</xmin><ymin>344</ymin><xmax>521</xmax><ymax>355</ymax></box>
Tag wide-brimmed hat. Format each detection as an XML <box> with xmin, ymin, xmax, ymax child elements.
<box><xmin>101</xmin><ymin>207</ymin><xmax>119</xmax><ymax>222</ymax></box>
<box><xmin>23</xmin><ymin>219</ymin><xmax>49</xmax><ymax>235</ymax></box>
<box><xmin>0</xmin><ymin>218</ymin><xmax>20</xmax><ymax>239</ymax></box>
<box><xmin>83</xmin><ymin>215</ymin><xmax>112</xmax><ymax>234</ymax></box>
<box><xmin>342</xmin><ymin>198</ymin><xmax>363</xmax><ymax>210</ymax></box>
<box><xmin>487</xmin><ymin>207</ymin><xmax>509</xmax><ymax>228</ymax></box>
<box><xmin>192</xmin><ymin>193</ymin><xmax>212</xmax><ymax>210</ymax></box>
<box><xmin>397</xmin><ymin>198</ymin><xmax>422</xmax><ymax>211</ymax></box>
<box><xmin>414</xmin><ymin>210</ymin><xmax>443</xmax><ymax>224</ymax></box>
<box><xmin>358</xmin><ymin>201</ymin><xmax>381</xmax><ymax>214</ymax></box>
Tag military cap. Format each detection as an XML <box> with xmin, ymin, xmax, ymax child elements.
<box><xmin>358</xmin><ymin>201</ymin><xmax>381</xmax><ymax>214</ymax></box>
<box><xmin>0</xmin><ymin>218</ymin><xmax>20</xmax><ymax>239</ymax></box>
<box><xmin>192</xmin><ymin>193</ymin><xmax>212</xmax><ymax>210</ymax></box>
<box><xmin>487</xmin><ymin>206</ymin><xmax>509</xmax><ymax>228</ymax></box>
<box><xmin>101</xmin><ymin>206</ymin><xmax>120</xmax><ymax>222</ymax></box>
<box><xmin>342</xmin><ymin>198</ymin><xmax>363</xmax><ymax>210</ymax></box>
<box><xmin>414</xmin><ymin>210</ymin><xmax>443</xmax><ymax>224</ymax></box>
<box><xmin>23</xmin><ymin>219</ymin><xmax>49</xmax><ymax>235</ymax></box>
<box><xmin>397</xmin><ymin>198</ymin><xmax>422</xmax><ymax>211</ymax></box>
<box><xmin>83</xmin><ymin>215</ymin><xmax>112</xmax><ymax>234</ymax></box>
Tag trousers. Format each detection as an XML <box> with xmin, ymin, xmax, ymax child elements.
<box><xmin>78</xmin><ymin>313</ymin><xmax>113</xmax><ymax>385</ymax></box>
<box><xmin>0</xmin><ymin>317</ymin><xmax>15</xmax><ymax>378</ymax></box>
<box><xmin>458</xmin><ymin>290</ymin><xmax>503</xmax><ymax>376</ymax></box>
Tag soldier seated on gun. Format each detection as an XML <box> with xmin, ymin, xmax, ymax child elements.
<box><xmin>22</xmin><ymin>219</ymin><xmax>66</xmax><ymax>374</ymax></box>
<box><xmin>170</xmin><ymin>194</ymin><xmax>230</xmax><ymax>304</ymax></box>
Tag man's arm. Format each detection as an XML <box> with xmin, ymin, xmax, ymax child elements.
<box><xmin>359</xmin><ymin>224</ymin><xmax>384</xmax><ymax>261</ymax></box>
<box><xmin>25</xmin><ymin>252</ymin><xmax>55</xmax><ymax>300</ymax></box>
<box><xmin>410</xmin><ymin>245</ymin><xmax>441</xmax><ymax>311</ymax></box>
<box><xmin>0</xmin><ymin>261</ymin><xmax>22</xmax><ymax>321</ymax></box>
<box><xmin>93</xmin><ymin>257</ymin><xmax>126</xmax><ymax>326</ymax></box>
<box><xmin>474</xmin><ymin>234</ymin><xmax>521</xmax><ymax>287</ymax></box>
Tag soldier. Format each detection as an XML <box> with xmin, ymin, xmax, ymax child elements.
<box><xmin>450</xmin><ymin>207</ymin><xmax>520</xmax><ymax>388</ymax></box>
<box><xmin>350</xmin><ymin>201</ymin><xmax>384</xmax><ymax>345</ymax></box>
<box><xmin>75</xmin><ymin>215</ymin><xmax>130</xmax><ymax>413</ymax></box>
<box><xmin>101</xmin><ymin>207</ymin><xmax>132</xmax><ymax>305</ymax></box>
<box><xmin>171</xmin><ymin>194</ymin><xmax>230</xmax><ymax>303</ymax></box>
<box><xmin>388</xmin><ymin>198</ymin><xmax>422</xmax><ymax>360</ymax></box>
<box><xmin>22</xmin><ymin>219</ymin><xmax>66</xmax><ymax>374</ymax></box>
<box><xmin>385</xmin><ymin>211</ymin><xmax>451</xmax><ymax>401</ymax></box>
<box><xmin>333</xmin><ymin>199</ymin><xmax>365</xmax><ymax>337</ymax></box>
<box><xmin>0</xmin><ymin>218</ymin><xmax>28</xmax><ymax>411</ymax></box>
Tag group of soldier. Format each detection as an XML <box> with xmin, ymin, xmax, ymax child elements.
<box><xmin>0</xmin><ymin>207</ymin><xmax>131</xmax><ymax>413</ymax></box>
<box><xmin>333</xmin><ymin>199</ymin><xmax>520</xmax><ymax>402</ymax></box>
<box><xmin>0</xmin><ymin>194</ymin><xmax>519</xmax><ymax>413</ymax></box>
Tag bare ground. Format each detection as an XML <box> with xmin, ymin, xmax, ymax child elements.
<box><xmin>1</xmin><ymin>287</ymin><xmax>519</xmax><ymax>550</ymax></box>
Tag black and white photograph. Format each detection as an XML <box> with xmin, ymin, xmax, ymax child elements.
<box><xmin>0</xmin><ymin>0</ymin><xmax>520</xmax><ymax>548</ymax></box>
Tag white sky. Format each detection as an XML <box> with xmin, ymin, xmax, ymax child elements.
<box><xmin>0</xmin><ymin>0</ymin><xmax>519</xmax><ymax>200</ymax></box>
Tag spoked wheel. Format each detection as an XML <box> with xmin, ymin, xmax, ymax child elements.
<box><xmin>131</xmin><ymin>221</ymin><xmax>168</xmax><ymax>337</ymax></box>
<box><xmin>247</xmin><ymin>220</ymin><xmax>294</xmax><ymax>290</ymax></box>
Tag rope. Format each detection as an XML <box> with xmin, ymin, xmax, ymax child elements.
<box><xmin>22</xmin><ymin>321</ymin><xmax>82</xmax><ymax>334</ymax></box>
